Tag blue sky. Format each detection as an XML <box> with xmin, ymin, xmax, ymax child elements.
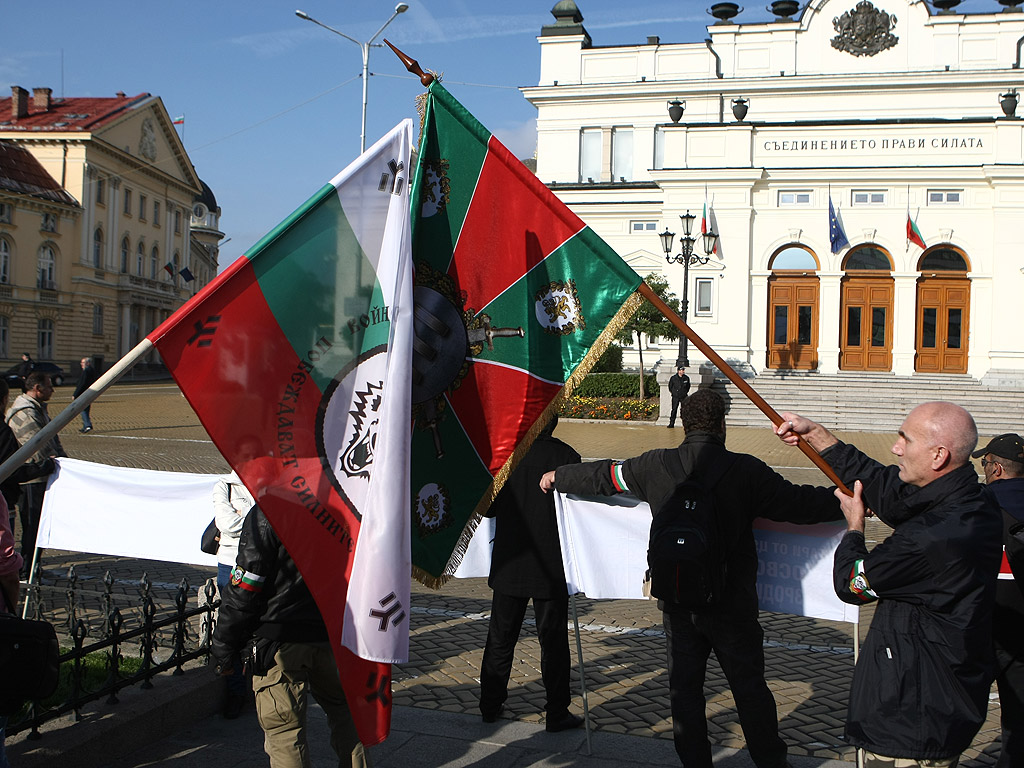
<box><xmin>2</xmin><ymin>0</ymin><xmax>998</xmax><ymax>269</ymax></box>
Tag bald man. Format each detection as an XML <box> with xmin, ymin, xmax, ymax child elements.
<box><xmin>777</xmin><ymin>403</ymin><xmax>1002</xmax><ymax>768</ymax></box>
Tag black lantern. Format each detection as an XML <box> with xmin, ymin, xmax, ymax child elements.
<box><xmin>659</xmin><ymin>210</ymin><xmax>719</xmax><ymax>367</ymax></box>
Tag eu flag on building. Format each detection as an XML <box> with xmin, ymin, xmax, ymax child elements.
<box><xmin>829</xmin><ymin>196</ymin><xmax>850</xmax><ymax>254</ymax></box>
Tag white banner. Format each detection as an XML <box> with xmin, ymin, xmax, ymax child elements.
<box><xmin>458</xmin><ymin>491</ymin><xmax>857</xmax><ymax>624</ymax></box>
<box><xmin>37</xmin><ymin>457</ymin><xmax>223</xmax><ymax>567</ymax></box>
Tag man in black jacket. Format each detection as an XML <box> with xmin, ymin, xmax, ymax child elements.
<box><xmin>478</xmin><ymin>415</ymin><xmax>582</xmax><ymax>732</ymax></box>
<box><xmin>667</xmin><ymin>366</ymin><xmax>690</xmax><ymax>428</ymax></box>
<box><xmin>974</xmin><ymin>432</ymin><xmax>1024</xmax><ymax>768</ymax></box>
<box><xmin>777</xmin><ymin>402</ymin><xmax>1002</xmax><ymax>767</ymax></box>
<box><xmin>212</xmin><ymin>507</ymin><xmax>368</xmax><ymax>768</ymax></box>
<box><xmin>541</xmin><ymin>389</ymin><xmax>840</xmax><ymax>768</ymax></box>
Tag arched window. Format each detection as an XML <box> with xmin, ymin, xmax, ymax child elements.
<box><xmin>120</xmin><ymin>237</ymin><xmax>130</xmax><ymax>273</ymax></box>
<box><xmin>152</xmin><ymin>246</ymin><xmax>160</xmax><ymax>280</ymax></box>
<box><xmin>37</xmin><ymin>245</ymin><xmax>56</xmax><ymax>289</ymax></box>
<box><xmin>150</xmin><ymin>247</ymin><xmax>158</xmax><ymax>279</ymax></box>
<box><xmin>137</xmin><ymin>242</ymin><xmax>145</xmax><ymax>276</ymax></box>
<box><xmin>769</xmin><ymin>245</ymin><xmax>819</xmax><ymax>271</ymax></box>
<box><xmin>843</xmin><ymin>245</ymin><xmax>892</xmax><ymax>271</ymax></box>
<box><xmin>92</xmin><ymin>228</ymin><xmax>103</xmax><ymax>268</ymax></box>
<box><xmin>919</xmin><ymin>247</ymin><xmax>969</xmax><ymax>272</ymax></box>
<box><xmin>0</xmin><ymin>238</ymin><xmax>10</xmax><ymax>284</ymax></box>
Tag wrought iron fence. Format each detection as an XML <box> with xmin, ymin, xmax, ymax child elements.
<box><xmin>7</xmin><ymin>567</ymin><xmax>220</xmax><ymax>740</ymax></box>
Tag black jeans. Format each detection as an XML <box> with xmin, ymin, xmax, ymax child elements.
<box><xmin>670</xmin><ymin>397</ymin><xmax>685</xmax><ymax>425</ymax></box>
<box><xmin>479</xmin><ymin>590</ymin><xmax>571</xmax><ymax>718</ymax></box>
<box><xmin>995</xmin><ymin>635</ymin><xmax>1024</xmax><ymax>768</ymax></box>
<box><xmin>663</xmin><ymin>609</ymin><xmax>787</xmax><ymax>768</ymax></box>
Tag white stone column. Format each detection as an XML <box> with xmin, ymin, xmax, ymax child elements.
<box><xmin>892</xmin><ymin>271</ymin><xmax>918</xmax><ymax>376</ymax></box>
<box><xmin>818</xmin><ymin>271</ymin><xmax>843</xmax><ymax>374</ymax></box>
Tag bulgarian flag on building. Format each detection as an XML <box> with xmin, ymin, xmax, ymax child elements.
<box><xmin>146</xmin><ymin>120</ymin><xmax>416</xmax><ymax>746</ymax></box>
<box><xmin>409</xmin><ymin>81</ymin><xmax>642</xmax><ymax>585</ymax></box>
<box><xmin>701</xmin><ymin>193</ymin><xmax>718</xmax><ymax>254</ymax></box>
<box><xmin>907</xmin><ymin>209</ymin><xmax>926</xmax><ymax>251</ymax></box>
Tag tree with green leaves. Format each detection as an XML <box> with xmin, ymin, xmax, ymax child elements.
<box><xmin>616</xmin><ymin>274</ymin><xmax>680</xmax><ymax>398</ymax></box>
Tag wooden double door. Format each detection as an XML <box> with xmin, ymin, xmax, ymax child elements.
<box><xmin>840</xmin><ymin>276</ymin><xmax>893</xmax><ymax>371</ymax></box>
<box><xmin>767</xmin><ymin>276</ymin><xmax>818</xmax><ymax>370</ymax></box>
<box><xmin>915</xmin><ymin>276</ymin><xmax>970</xmax><ymax>374</ymax></box>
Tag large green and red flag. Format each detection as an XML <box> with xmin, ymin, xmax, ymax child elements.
<box><xmin>409</xmin><ymin>81</ymin><xmax>642</xmax><ymax>585</ymax></box>
<box><xmin>147</xmin><ymin>120</ymin><xmax>416</xmax><ymax>746</ymax></box>
<box><xmin>907</xmin><ymin>211</ymin><xmax>927</xmax><ymax>251</ymax></box>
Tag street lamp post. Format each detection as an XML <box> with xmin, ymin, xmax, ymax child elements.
<box><xmin>295</xmin><ymin>3</ymin><xmax>409</xmax><ymax>153</ymax></box>
<box><xmin>659</xmin><ymin>211</ymin><xmax>719</xmax><ymax>368</ymax></box>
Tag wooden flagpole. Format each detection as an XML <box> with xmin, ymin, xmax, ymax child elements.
<box><xmin>638</xmin><ymin>282</ymin><xmax>851</xmax><ymax>494</ymax></box>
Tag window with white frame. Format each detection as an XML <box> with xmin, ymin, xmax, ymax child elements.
<box><xmin>93</xmin><ymin>304</ymin><xmax>103</xmax><ymax>335</ymax></box>
<box><xmin>611</xmin><ymin>127</ymin><xmax>633</xmax><ymax>182</ymax></box>
<box><xmin>41</xmin><ymin>213</ymin><xmax>57</xmax><ymax>232</ymax></box>
<box><xmin>0</xmin><ymin>238</ymin><xmax>9</xmax><ymax>283</ymax></box>
<box><xmin>778</xmin><ymin>190</ymin><xmax>812</xmax><ymax>206</ymax></box>
<box><xmin>139</xmin><ymin>194</ymin><xmax>147</xmax><ymax>221</ymax></box>
<box><xmin>0</xmin><ymin>203</ymin><xmax>12</xmax><ymax>223</ymax></box>
<box><xmin>153</xmin><ymin>200</ymin><xmax>160</xmax><ymax>225</ymax></box>
<box><xmin>927</xmin><ymin>189</ymin><xmax>962</xmax><ymax>205</ymax></box>
<box><xmin>93</xmin><ymin>228</ymin><xmax>103</xmax><ymax>268</ymax></box>
<box><xmin>852</xmin><ymin>189</ymin><xmax>886</xmax><ymax>206</ymax></box>
<box><xmin>0</xmin><ymin>316</ymin><xmax>8</xmax><ymax>358</ymax></box>
<box><xmin>37</xmin><ymin>245</ymin><xmax>56</xmax><ymax>289</ymax></box>
<box><xmin>96</xmin><ymin>177</ymin><xmax>105</xmax><ymax>206</ymax></box>
<box><xmin>37</xmin><ymin>318</ymin><xmax>54</xmax><ymax>359</ymax></box>
<box><xmin>630</xmin><ymin>221</ymin><xmax>658</xmax><ymax>234</ymax></box>
<box><xmin>579</xmin><ymin>128</ymin><xmax>602</xmax><ymax>183</ymax></box>
<box><xmin>695</xmin><ymin>278</ymin><xmax>714</xmax><ymax>315</ymax></box>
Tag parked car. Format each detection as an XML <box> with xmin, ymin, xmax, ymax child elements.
<box><xmin>3</xmin><ymin>362</ymin><xmax>65</xmax><ymax>391</ymax></box>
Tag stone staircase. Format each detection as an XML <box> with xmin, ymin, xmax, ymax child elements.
<box><xmin>707</xmin><ymin>369</ymin><xmax>1024</xmax><ymax>436</ymax></box>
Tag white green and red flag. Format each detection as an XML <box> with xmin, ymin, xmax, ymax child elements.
<box><xmin>147</xmin><ymin>120</ymin><xmax>415</xmax><ymax>746</ymax></box>
<box><xmin>907</xmin><ymin>211</ymin><xmax>926</xmax><ymax>251</ymax></box>
<box><xmin>409</xmin><ymin>81</ymin><xmax>642</xmax><ymax>585</ymax></box>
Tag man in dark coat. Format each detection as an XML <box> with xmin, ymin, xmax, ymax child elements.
<box><xmin>667</xmin><ymin>366</ymin><xmax>690</xmax><ymax>428</ymax></box>
<box><xmin>974</xmin><ymin>432</ymin><xmax>1024</xmax><ymax>768</ymax></box>
<box><xmin>478</xmin><ymin>415</ymin><xmax>583</xmax><ymax>732</ymax></box>
<box><xmin>73</xmin><ymin>357</ymin><xmax>99</xmax><ymax>433</ymax></box>
<box><xmin>541</xmin><ymin>390</ymin><xmax>841</xmax><ymax>768</ymax></box>
<box><xmin>778</xmin><ymin>402</ymin><xmax>1002</xmax><ymax>766</ymax></box>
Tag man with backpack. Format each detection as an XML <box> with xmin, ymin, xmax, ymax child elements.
<box><xmin>540</xmin><ymin>389</ymin><xmax>840</xmax><ymax>768</ymax></box>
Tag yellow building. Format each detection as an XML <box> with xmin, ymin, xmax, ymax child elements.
<box><xmin>0</xmin><ymin>86</ymin><xmax>218</xmax><ymax>377</ymax></box>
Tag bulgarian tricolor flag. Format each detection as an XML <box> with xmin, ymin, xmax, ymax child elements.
<box><xmin>409</xmin><ymin>81</ymin><xmax>642</xmax><ymax>585</ymax></box>
<box><xmin>907</xmin><ymin>210</ymin><xmax>926</xmax><ymax>251</ymax></box>
<box><xmin>701</xmin><ymin>194</ymin><xmax>718</xmax><ymax>254</ymax></box>
<box><xmin>147</xmin><ymin>120</ymin><xmax>416</xmax><ymax>746</ymax></box>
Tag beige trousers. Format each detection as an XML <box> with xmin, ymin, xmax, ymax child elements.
<box><xmin>863</xmin><ymin>750</ymin><xmax>958</xmax><ymax>768</ymax></box>
<box><xmin>253</xmin><ymin>641</ymin><xmax>370</xmax><ymax>768</ymax></box>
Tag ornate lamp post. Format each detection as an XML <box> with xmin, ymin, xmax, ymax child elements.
<box><xmin>659</xmin><ymin>211</ymin><xmax>719</xmax><ymax>367</ymax></box>
<box><xmin>295</xmin><ymin>3</ymin><xmax>409</xmax><ymax>152</ymax></box>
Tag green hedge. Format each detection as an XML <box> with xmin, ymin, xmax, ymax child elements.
<box><xmin>575</xmin><ymin>372</ymin><xmax>658</xmax><ymax>398</ymax></box>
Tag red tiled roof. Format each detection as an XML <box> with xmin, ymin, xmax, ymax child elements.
<box><xmin>0</xmin><ymin>142</ymin><xmax>79</xmax><ymax>206</ymax></box>
<box><xmin>0</xmin><ymin>91</ymin><xmax>151</xmax><ymax>132</ymax></box>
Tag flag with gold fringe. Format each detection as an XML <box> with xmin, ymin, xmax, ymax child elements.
<box><xmin>409</xmin><ymin>81</ymin><xmax>642</xmax><ymax>585</ymax></box>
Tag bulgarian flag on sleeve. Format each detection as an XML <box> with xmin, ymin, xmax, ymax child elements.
<box><xmin>409</xmin><ymin>81</ymin><xmax>642</xmax><ymax>585</ymax></box>
<box><xmin>146</xmin><ymin>120</ymin><xmax>415</xmax><ymax>746</ymax></box>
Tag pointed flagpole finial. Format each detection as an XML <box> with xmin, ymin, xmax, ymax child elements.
<box><xmin>384</xmin><ymin>39</ymin><xmax>434</xmax><ymax>87</ymax></box>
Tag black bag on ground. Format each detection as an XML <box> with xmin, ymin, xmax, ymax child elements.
<box><xmin>0</xmin><ymin>613</ymin><xmax>60</xmax><ymax>715</ymax></box>
<box><xmin>646</xmin><ymin>452</ymin><xmax>735</xmax><ymax>611</ymax></box>
<box><xmin>200</xmin><ymin>518</ymin><xmax>220</xmax><ymax>555</ymax></box>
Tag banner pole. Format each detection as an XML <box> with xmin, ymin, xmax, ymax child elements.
<box><xmin>569</xmin><ymin>592</ymin><xmax>591</xmax><ymax>755</ymax></box>
<box><xmin>637</xmin><ymin>283</ymin><xmax>850</xmax><ymax>495</ymax></box>
<box><xmin>0</xmin><ymin>338</ymin><xmax>155</xmax><ymax>484</ymax></box>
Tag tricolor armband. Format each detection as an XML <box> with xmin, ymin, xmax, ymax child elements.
<box><xmin>610</xmin><ymin>462</ymin><xmax>629</xmax><ymax>492</ymax></box>
<box><xmin>847</xmin><ymin>559</ymin><xmax>878</xmax><ymax>602</ymax></box>
<box><xmin>230</xmin><ymin>565</ymin><xmax>267</xmax><ymax>593</ymax></box>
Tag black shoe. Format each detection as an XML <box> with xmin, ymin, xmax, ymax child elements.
<box><xmin>545</xmin><ymin>712</ymin><xmax>583</xmax><ymax>732</ymax></box>
<box><xmin>81</xmin><ymin>426</ymin><xmax>92</xmax><ymax>433</ymax></box>
<box><xmin>223</xmin><ymin>693</ymin><xmax>246</xmax><ymax>719</ymax></box>
<box><xmin>481</xmin><ymin>704</ymin><xmax>504</xmax><ymax>723</ymax></box>
<box><xmin>667</xmin><ymin>424</ymin><xmax>675</xmax><ymax>428</ymax></box>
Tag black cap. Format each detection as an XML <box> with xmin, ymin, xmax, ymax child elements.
<box><xmin>972</xmin><ymin>433</ymin><xmax>1024</xmax><ymax>462</ymax></box>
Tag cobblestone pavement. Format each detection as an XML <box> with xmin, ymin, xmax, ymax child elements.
<box><xmin>9</xmin><ymin>384</ymin><xmax>1005</xmax><ymax>766</ymax></box>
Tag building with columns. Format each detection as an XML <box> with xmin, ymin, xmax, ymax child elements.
<box><xmin>524</xmin><ymin>0</ymin><xmax>1024</xmax><ymax>385</ymax></box>
<box><xmin>0</xmin><ymin>86</ymin><xmax>218</xmax><ymax>375</ymax></box>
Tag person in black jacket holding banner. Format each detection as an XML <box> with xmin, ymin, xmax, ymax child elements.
<box><xmin>478</xmin><ymin>415</ymin><xmax>582</xmax><ymax>732</ymax></box>
<box><xmin>541</xmin><ymin>390</ymin><xmax>840</xmax><ymax>768</ymax></box>
<box><xmin>777</xmin><ymin>402</ymin><xmax>1002</xmax><ymax>767</ymax></box>
<box><xmin>212</xmin><ymin>507</ymin><xmax>368</xmax><ymax>768</ymax></box>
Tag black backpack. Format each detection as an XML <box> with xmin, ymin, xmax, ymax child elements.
<box><xmin>646</xmin><ymin>451</ymin><xmax>735</xmax><ymax>611</ymax></box>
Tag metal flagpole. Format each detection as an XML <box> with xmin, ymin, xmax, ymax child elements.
<box><xmin>569</xmin><ymin>592</ymin><xmax>592</xmax><ymax>755</ymax></box>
